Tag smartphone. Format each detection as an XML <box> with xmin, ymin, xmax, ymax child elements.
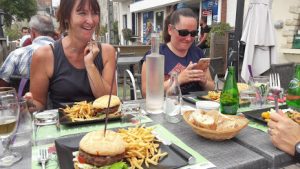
<box><xmin>195</xmin><ymin>58</ymin><xmax>210</xmax><ymax>71</ymax></box>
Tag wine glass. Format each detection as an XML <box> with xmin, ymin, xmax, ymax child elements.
<box><xmin>0</xmin><ymin>87</ymin><xmax>22</xmax><ymax>167</ymax></box>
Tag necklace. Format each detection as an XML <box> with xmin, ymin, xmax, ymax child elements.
<box><xmin>70</xmin><ymin>47</ymin><xmax>78</xmax><ymax>52</ymax></box>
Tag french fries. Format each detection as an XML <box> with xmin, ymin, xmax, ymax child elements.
<box><xmin>208</xmin><ymin>91</ymin><xmax>221</xmax><ymax>101</ymax></box>
<box><xmin>118</xmin><ymin>126</ymin><xmax>168</xmax><ymax>169</ymax></box>
<box><xmin>62</xmin><ymin>101</ymin><xmax>96</xmax><ymax>122</ymax></box>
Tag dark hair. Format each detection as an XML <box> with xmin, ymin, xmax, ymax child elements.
<box><xmin>56</xmin><ymin>0</ymin><xmax>100</xmax><ymax>35</ymax></box>
<box><xmin>21</xmin><ymin>27</ymin><xmax>30</xmax><ymax>33</ymax></box>
<box><xmin>163</xmin><ymin>8</ymin><xmax>198</xmax><ymax>43</ymax></box>
<box><xmin>201</xmin><ymin>16</ymin><xmax>207</xmax><ymax>24</ymax></box>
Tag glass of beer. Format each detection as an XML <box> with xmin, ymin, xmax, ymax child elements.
<box><xmin>0</xmin><ymin>87</ymin><xmax>22</xmax><ymax>167</ymax></box>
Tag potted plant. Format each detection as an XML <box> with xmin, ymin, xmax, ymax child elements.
<box><xmin>207</xmin><ymin>22</ymin><xmax>232</xmax><ymax>75</ymax></box>
<box><xmin>207</xmin><ymin>22</ymin><xmax>232</xmax><ymax>47</ymax></box>
<box><xmin>122</xmin><ymin>28</ymin><xmax>134</xmax><ymax>45</ymax></box>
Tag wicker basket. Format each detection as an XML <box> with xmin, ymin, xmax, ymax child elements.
<box><xmin>183</xmin><ymin>110</ymin><xmax>249</xmax><ymax>141</ymax></box>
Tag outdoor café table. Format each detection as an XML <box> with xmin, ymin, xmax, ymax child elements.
<box><xmin>184</xmin><ymin>92</ymin><xmax>297</xmax><ymax>168</ymax></box>
<box><xmin>11</xmin><ymin>99</ymin><xmax>297</xmax><ymax>169</ymax></box>
<box><xmin>148</xmin><ymin>112</ymin><xmax>267</xmax><ymax>168</ymax></box>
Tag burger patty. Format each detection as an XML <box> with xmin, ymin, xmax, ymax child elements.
<box><xmin>96</xmin><ymin>105</ymin><xmax>119</xmax><ymax>114</ymax></box>
<box><xmin>78</xmin><ymin>149</ymin><xmax>125</xmax><ymax>167</ymax></box>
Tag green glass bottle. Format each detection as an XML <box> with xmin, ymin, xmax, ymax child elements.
<box><xmin>286</xmin><ymin>64</ymin><xmax>300</xmax><ymax>111</ymax></box>
<box><xmin>220</xmin><ymin>66</ymin><xmax>239</xmax><ymax>115</ymax></box>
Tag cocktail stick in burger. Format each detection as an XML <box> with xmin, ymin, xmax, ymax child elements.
<box><xmin>74</xmin><ymin>130</ymin><xmax>128</xmax><ymax>169</ymax></box>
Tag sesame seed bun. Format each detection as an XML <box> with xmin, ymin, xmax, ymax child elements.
<box><xmin>92</xmin><ymin>95</ymin><xmax>121</xmax><ymax>109</ymax></box>
<box><xmin>79</xmin><ymin>130</ymin><xmax>125</xmax><ymax>156</ymax></box>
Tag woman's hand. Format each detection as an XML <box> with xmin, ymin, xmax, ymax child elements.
<box><xmin>178</xmin><ymin>62</ymin><xmax>207</xmax><ymax>85</ymax></box>
<box><xmin>23</xmin><ymin>92</ymin><xmax>37</xmax><ymax>113</ymax></box>
<box><xmin>83</xmin><ymin>41</ymin><xmax>100</xmax><ymax>65</ymax></box>
<box><xmin>267</xmin><ymin>110</ymin><xmax>300</xmax><ymax>156</ymax></box>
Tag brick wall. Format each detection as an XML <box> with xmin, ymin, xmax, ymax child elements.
<box><xmin>221</xmin><ymin>0</ymin><xmax>227</xmax><ymax>23</ymax></box>
<box><xmin>282</xmin><ymin>5</ymin><xmax>300</xmax><ymax>48</ymax></box>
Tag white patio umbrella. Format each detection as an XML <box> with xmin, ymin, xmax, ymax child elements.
<box><xmin>241</xmin><ymin>0</ymin><xmax>277</xmax><ymax>82</ymax></box>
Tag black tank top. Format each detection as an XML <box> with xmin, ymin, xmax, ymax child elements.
<box><xmin>49</xmin><ymin>40</ymin><xmax>104</xmax><ymax>108</ymax></box>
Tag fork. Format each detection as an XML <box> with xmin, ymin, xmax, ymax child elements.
<box><xmin>39</xmin><ymin>148</ymin><xmax>49</xmax><ymax>169</ymax></box>
<box><xmin>269</xmin><ymin>73</ymin><xmax>281</xmax><ymax>113</ymax></box>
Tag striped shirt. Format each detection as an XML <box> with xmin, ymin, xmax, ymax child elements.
<box><xmin>0</xmin><ymin>36</ymin><xmax>55</xmax><ymax>83</ymax></box>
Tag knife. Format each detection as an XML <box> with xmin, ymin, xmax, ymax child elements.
<box><xmin>152</xmin><ymin>131</ymin><xmax>196</xmax><ymax>165</ymax></box>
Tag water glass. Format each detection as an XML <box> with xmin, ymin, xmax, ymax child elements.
<box><xmin>239</xmin><ymin>88</ymin><xmax>257</xmax><ymax>108</ymax></box>
<box><xmin>251</xmin><ymin>76</ymin><xmax>270</xmax><ymax>106</ymax></box>
<box><xmin>33</xmin><ymin>109</ymin><xmax>60</xmax><ymax>145</ymax></box>
<box><xmin>11</xmin><ymin>99</ymin><xmax>32</xmax><ymax>147</ymax></box>
<box><xmin>121</xmin><ymin>103</ymin><xmax>141</xmax><ymax>126</ymax></box>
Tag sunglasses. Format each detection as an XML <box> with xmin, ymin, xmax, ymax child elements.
<box><xmin>173</xmin><ymin>27</ymin><xmax>199</xmax><ymax>37</ymax></box>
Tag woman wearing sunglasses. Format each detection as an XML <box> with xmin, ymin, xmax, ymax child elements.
<box><xmin>141</xmin><ymin>8</ymin><xmax>214</xmax><ymax>97</ymax></box>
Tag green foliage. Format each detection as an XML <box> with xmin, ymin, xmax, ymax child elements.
<box><xmin>112</xmin><ymin>21</ymin><xmax>118</xmax><ymax>34</ymax></box>
<box><xmin>100</xmin><ymin>24</ymin><xmax>107</xmax><ymax>36</ymax></box>
<box><xmin>122</xmin><ymin>28</ymin><xmax>132</xmax><ymax>41</ymax></box>
<box><xmin>210</xmin><ymin>22</ymin><xmax>232</xmax><ymax>36</ymax></box>
<box><xmin>3</xmin><ymin>22</ymin><xmax>25</xmax><ymax>40</ymax></box>
<box><xmin>112</xmin><ymin>21</ymin><xmax>119</xmax><ymax>44</ymax></box>
<box><xmin>207</xmin><ymin>22</ymin><xmax>232</xmax><ymax>46</ymax></box>
<box><xmin>0</xmin><ymin>0</ymin><xmax>37</xmax><ymax>26</ymax></box>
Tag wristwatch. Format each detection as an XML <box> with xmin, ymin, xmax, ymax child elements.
<box><xmin>294</xmin><ymin>141</ymin><xmax>300</xmax><ymax>161</ymax></box>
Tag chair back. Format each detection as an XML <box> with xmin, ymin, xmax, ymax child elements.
<box><xmin>262</xmin><ymin>63</ymin><xmax>295</xmax><ymax>90</ymax></box>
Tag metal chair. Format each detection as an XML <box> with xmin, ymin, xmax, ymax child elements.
<box><xmin>123</xmin><ymin>69</ymin><xmax>137</xmax><ymax>100</ymax></box>
<box><xmin>261</xmin><ymin>62</ymin><xmax>295</xmax><ymax>90</ymax></box>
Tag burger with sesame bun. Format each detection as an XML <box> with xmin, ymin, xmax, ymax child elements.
<box><xmin>73</xmin><ymin>130</ymin><xmax>128</xmax><ymax>169</ymax></box>
<box><xmin>92</xmin><ymin>95</ymin><xmax>121</xmax><ymax>115</ymax></box>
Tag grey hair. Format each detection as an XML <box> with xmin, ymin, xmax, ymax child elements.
<box><xmin>29</xmin><ymin>15</ymin><xmax>55</xmax><ymax>37</ymax></box>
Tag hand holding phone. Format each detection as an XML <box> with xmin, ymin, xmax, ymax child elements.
<box><xmin>194</xmin><ymin>58</ymin><xmax>210</xmax><ymax>71</ymax></box>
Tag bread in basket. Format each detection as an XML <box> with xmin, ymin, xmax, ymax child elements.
<box><xmin>183</xmin><ymin>110</ymin><xmax>249</xmax><ymax>141</ymax></box>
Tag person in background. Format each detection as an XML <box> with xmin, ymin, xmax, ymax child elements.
<box><xmin>0</xmin><ymin>15</ymin><xmax>55</xmax><ymax>87</ymax></box>
<box><xmin>197</xmin><ymin>16</ymin><xmax>210</xmax><ymax>49</ymax></box>
<box><xmin>268</xmin><ymin>110</ymin><xmax>300</xmax><ymax>159</ymax></box>
<box><xmin>145</xmin><ymin>21</ymin><xmax>153</xmax><ymax>45</ymax></box>
<box><xmin>141</xmin><ymin>8</ymin><xmax>214</xmax><ymax>97</ymax></box>
<box><xmin>22</xmin><ymin>37</ymin><xmax>32</xmax><ymax>47</ymax></box>
<box><xmin>26</xmin><ymin>0</ymin><xmax>117</xmax><ymax>111</ymax></box>
<box><xmin>19</xmin><ymin>27</ymin><xmax>31</xmax><ymax>47</ymax></box>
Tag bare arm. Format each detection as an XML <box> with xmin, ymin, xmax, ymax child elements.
<box><xmin>200</xmin><ymin>33</ymin><xmax>208</xmax><ymax>44</ymax></box>
<box><xmin>85</xmin><ymin>43</ymin><xmax>117</xmax><ymax>98</ymax></box>
<box><xmin>29</xmin><ymin>45</ymin><xmax>53</xmax><ymax>111</ymax></box>
<box><xmin>197</xmin><ymin>33</ymin><xmax>208</xmax><ymax>46</ymax></box>
<box><xmin>200</xmin><ymin>69</ymin><xmax>214</xmax><ymax>91</ymax></box>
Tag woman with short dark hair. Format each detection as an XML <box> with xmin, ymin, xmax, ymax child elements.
<box><xmin>27</xmin><ymin>0</ymin><xmax>117</xmax><ymax>110</ymax></box>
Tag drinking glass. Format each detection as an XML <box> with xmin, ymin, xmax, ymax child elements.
<box><xmin>251</xmin><ymin>76</ymin><xmax>270</xmax><ymax>106</ymax></box>
<box><xmin>121</xmin><ymin>103</ymin><xmax>141</xmax><ymax>126</ymax></box>
<box><xmin>0</xmin><ymin>87</ymin><xmax>22</xmax><ymax>167</ymax></box>
<box><xmin>33</xmin><ymin>109</ymin><xmax>59</xmax><ymax>145</ymax></box>
<box><xmin>239</xmin><ymin>88</ymin><xmax>257</xmax><ymax>108</ymax></box>
<box><xmin>11</xmin><ymin>99</ymin><xmax>32</xmax><ymax>147</ymax></box>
